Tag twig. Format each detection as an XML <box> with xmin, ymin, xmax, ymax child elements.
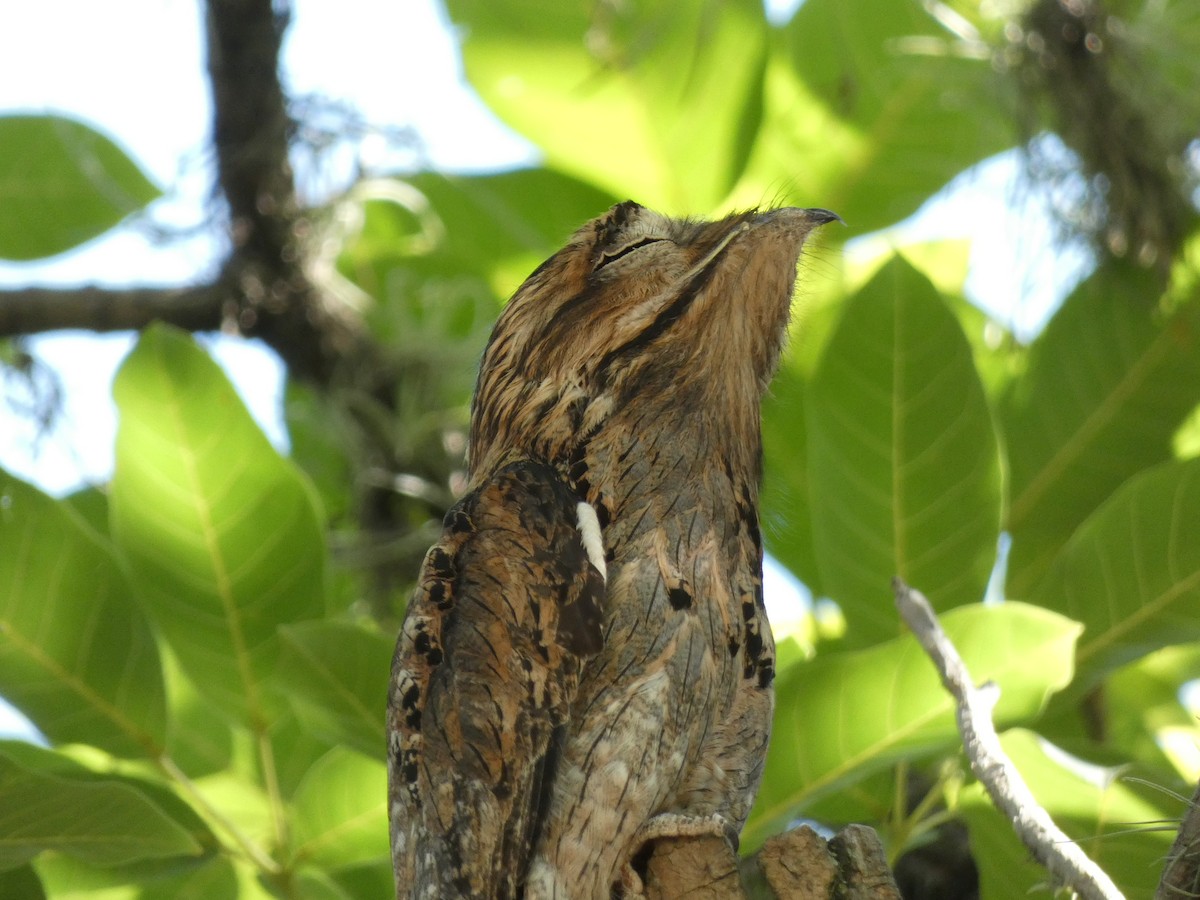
<box><xmin>1156</xmin><ymin>779</ymin><xmax>1200</xmax><ymax>898</ymax></box>
<box><xmin>891</xmin><ymin>577</ymin><xmax>1125</xmax><ymax>900</ymax></box>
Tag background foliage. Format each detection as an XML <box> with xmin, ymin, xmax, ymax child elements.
<box><xmin>2</xmin><ymin>0</ymin><xmax>1200</xmax><ymax>898</ymax></box>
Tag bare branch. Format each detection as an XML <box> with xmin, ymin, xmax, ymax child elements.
<box><xmin>0</xmin><ymin>285</ymin><xmax>224</xmax><ymax>338</ymax></box>
<box><xmin>892</xmin><ymin>577</ymin><xmax>1125</xmax><ymax>900</ymax></box>
<box><xmin>1157</xmin><ymin>780</ymin><xmax>1200</xmax><ymax>899</ymax></box>
<box><xmin>203</xmin><ymin>0</ymin><xmax>367</xmax><ymax>384</ymax></box>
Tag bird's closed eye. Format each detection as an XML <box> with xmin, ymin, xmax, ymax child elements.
<box><xmin>594</xmin><ymin>236</ymin><xmax>665</xmax><ymax>270</ymax></box>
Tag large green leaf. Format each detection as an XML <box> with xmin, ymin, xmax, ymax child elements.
<box><xmin>1034</xmin><ymin>458</ymin><xmax>1200</xmax><ymax>683</ymax></box>
<box><xmin>0</xmin><ymin>748</ymin><xmax>201</xmax><ymax>870</ymax></box>
<box><xmin>276</xmin><ymin>621</ymin><xmax>391</xmax><ymax>759</ymax></box>
<box><xmin>762</xmin><ymin>366</ymin><xmax>824</xmax><ymax>597</ymax></box>
<box><xmin>0</xmin><ymin>115</ymin><xmax>160</xmax><ymax>260</ymax></box>
<box><xmin>745</xmin><ymin>602</ymin><xmax>1080</xmax><ymax>849</ymax></box>
<box><xmin>0</xmin><ymin>866</ymin><xmax>43</xmax><ymax>898</ymax></box>
<box><xmin>0</xmin><ymin>471</ymin><xmax>165</xmax><ymax>757</ymax></box>
<box><xmin>32</xmin><ymin>854</ymin><xmax>249</xmax><ymax>900</ymax></box>
<box><xmin>343</xmin><ymin>169</ymin><xmax>617</xmax><ymax>293</ymax></box>
<box><xmin>162</xmin><ymin>649</ymin><xmax>234</xmax><ymax>778</ymax></box>
<box><xmin>110</xmin><ymin>326</ymin><xmax>326</xmax><ymax>723</ymax></box>
<box><xmin>1000</xmin><ymin>264</ymin><xmax>1200</xmax><ymax>597</ymax></box>
<box><xmin>806</xmin><ymin>256</ymin><xmax>1002</xmax><ymax>642</ymax></box>
<box><xmin>1037</xmin><ymin>642</ymin><xmax>1200</xmax><ymax>777</ymax></box>
<box><xmin>960</xmin><ymin>729</ymin><xmax>1178</xmax><ymax>900</ymax></box>
<box><xmin>289</xmin><ymin>748</ymin><xmax>388</xmax><ymax>869</ymax></box>
<box><xmin>446</xmin><ymin>0</ymin><xmax>767</xmax><ymax>212</ymax></box>
<box><xmin>734</xmin><ymin>0</ymin><xmax>1012</xmax><ymax>231</ymax></box>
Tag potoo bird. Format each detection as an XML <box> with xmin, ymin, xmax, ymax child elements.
<box><xmin>388</xmin><ymin>201</ymin><xmax>838</xmax><ymax>899</ymax></box>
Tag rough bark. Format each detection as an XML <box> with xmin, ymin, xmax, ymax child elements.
<box><xmin>636</xmin><ymin>826</ymin><xmax>902</xmax><ymax>899</ymax></box>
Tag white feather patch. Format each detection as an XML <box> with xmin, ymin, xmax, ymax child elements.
<box><xmin>575</xmin><ymin>501</ymin><xmax>607</xmax><ymax>583</ymax></box>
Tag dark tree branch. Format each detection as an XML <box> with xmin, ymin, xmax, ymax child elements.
<box><xmin>3</xmin><ymin>0</ymin><xmax>372</xmax><ymax>388</ymax></box>
<box><xmin>0</xmin><ymin>285</ymin><xmax>224</xmax><ymax>337</ymax></box>
<box><xmin>200</xmin><ymin>0</ymin><xmax>367</xmax><ymax>384</ymax></box>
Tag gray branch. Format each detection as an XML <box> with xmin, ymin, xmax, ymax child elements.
<box><xmin>1156</xmin><ymin>779</ymin><xmax>1200</xmax><ymax>899</ymax></box>
<box><xmin>0</xmin><ymin>285</ymin><xmax>225</xmax><ymax>338</ymax></box>
<box><xmin>891</xmin><ymin>577</ymin><xmax>1125</xmax><ymax>900</ymax></box>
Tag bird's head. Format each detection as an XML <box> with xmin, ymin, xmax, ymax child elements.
<box><xmin>468</xmin><ymin>201</ymin><xmax>838</xmax><ymax>481</ymax></box>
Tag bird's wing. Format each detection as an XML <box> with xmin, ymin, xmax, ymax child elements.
<box><xmin>388</xmin><ymin>459</ymin><xmax>606</xmax><ymax>899</ymax></box>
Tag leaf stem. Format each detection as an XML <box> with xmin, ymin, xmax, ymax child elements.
<box><xmin>158</xmin><ymin>753</ymin><xmax>282</xmax><ymax>875</ymax></box>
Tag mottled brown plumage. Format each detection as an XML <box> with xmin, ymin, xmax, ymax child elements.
<box><xmin>389</xmin><ymin>201</ymin><xmax>836</xmax><ymax>899</ymax></box>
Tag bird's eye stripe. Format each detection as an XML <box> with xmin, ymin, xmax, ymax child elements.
<box><xmin>595</xmin><ymin>236</ymin><xmax>662</xmax><ymax>269</ymax></box>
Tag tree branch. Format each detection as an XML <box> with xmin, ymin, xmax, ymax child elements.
<box><xmin>1156</xmin><ymin>779</ymin><xmax>1200</xmax><ymax>899</ymax></box>
<box><xmin>199</xmin><ymin>0</ymin><xmax>367</xmax><ymax>383</ymax></box>
<box><xmin>0</xmin><ymin>285</ymin><xmax>224</xmax><ymax>337</ymax></box>
<box><xmin>636</xmin><ymin>825</ymin><xmax>901</xmax><ymax>899</ymax></box>
<box><xmin>892</xmin><ymin>578</ymin><xmax>1125</xmax><ymax>900</ymax></box>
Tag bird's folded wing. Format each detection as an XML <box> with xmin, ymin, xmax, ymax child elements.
<box><xmin>389</xmin><ymin>459</ymin><xmax>606</xmax><ymax>898</ymax></box>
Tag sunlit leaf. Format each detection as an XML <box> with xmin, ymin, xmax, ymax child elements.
<box><xmin>1035</xmin><ymin>458</ymin><xmax>1200</xmax><ymax>683</ymax></box>
<box><xmin>1103</xmin><ymin>644</ymin><xmax>1200</xmax><ymax>774</ymax></box>
<box><xmin>0</xmin><ymin>114</ymin><xmax>160</xmax><ymax>260</ymax></box>
<box><xmin>0</xmin><ymin>471</ymin><xmax>165</xmax><ymax>757</ymax></box>
<box><xmin>110</xmin><ymin>325</ymin><xmax>326</xmax><ymax>723</ymax></box>
<box><xmin>33</xmin><ymin>854</ymin><xmax>254</xmax><ymax>900</ymax></box>
<box><xmin>1001</xmin><ymin>264</ymin><xmax>1200</xmax><ymax>597</ymax></box>
<box><xmin>745</xmin><ymin>603</ymin><xmax>1079</xmax><ymax>849</ymax></box>
<box><xmin>277</xmin><ymin>621</ymin><xmax>391</xmax><ymax>759</ymax></box>
<box><xmin>446</xmin><ymin>0</ymin><xmax>767</xmax><ymax>212</ymax></box>
<box><xmin>343</xmin><ymin>170</ymin><xmax>617</xmax><ymax>295</ymax></box>
<box><xmin>0</xmin><ymin>748</ymin><xmax>201</xmax><ymax>869</ymax></box>
<box><xmin>162</xmin><ymin>649</ymin><xmax>233</xmax><ymax>778</ymax></box>
<box><xmin>806</xmin><ymin>256</ymin><xmax>1002</xmax><ymax>642</ymax></box>
<box><xmin>265</xmin><ymin>711</ymin><xmax>341</xmax><ymax>802</ymax></box>
<box><xmin>289</xmin><ymin>748</ymin><xmax>388</xmax><ymax>869</ymax></box>
<box><xmin>734</xmin><ymin>0</ymin><xmax>1012</xmax><ymax>230</ymax></box>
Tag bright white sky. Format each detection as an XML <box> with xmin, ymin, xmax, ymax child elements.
<box><xmin>0</xmin><ymin>0</ymin><xmax>1093</xmax><ymax>739</ymax></box>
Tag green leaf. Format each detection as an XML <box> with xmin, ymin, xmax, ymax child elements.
<box><xmin>110</xmin><ymin>325</ymin><xmax>326</xmax><ymax>723</ymax></box>
<box><xmin>162</xmin><ymin>649</ymin><xmax>234</xmax><ymax>778</ymax></box>
<box><xmin>1000</xmin><ymin>264</ymin><xmax>1200</xmax><ymax>597</ymax></box>
<box><xmin>133</xmin><ymin>857</ymin><xmax>239</xmax><ymax>900</ymax></box>
<box><xmin>33</xmin><ymin>854</ymin><xmax>252</xmax><ymax>900</ymax></box>
<box><xmin>0</xmin><ymin>740</ymin><xmax>218</xmax><ymax>864</ymax></box>
<box><xmin>446</xmin><ymin>0</ymin><xmax>767</xmax><ymax>211</ymax></box>
<box><xmin>960</xmin><ymin>729</ymin><xmax>1178</xmax><ymax>900</ymax></box>
<box><xmin>737</xmin><ymin>0</ymin><xmax>1012</xmax><ymax>231</ymax></box>
<box><xmin>344</xmin><ymin>170</ymin><xmax>617</xmax><ymax>293</ymax></box>
<box><xmin>0</xmin><ymin>115</ymin><xmax>160</xmax><ymax>260</ymax></box>
<box><xmin>326</xmin><ymin>862</ymin><xmax>394</xmax><ymax>900</ymax></box>
<box><xmin>0</xmin><ymin>748</ymin><xmax>201</xmax><ymax>869</ymax></box>
<box><xmin>1102</xmin><ymin>644</ymin><xmax>1200</xmax><ymax>770</ymax></box>
<box><xmin>1037</xmin><ymin>643</ymin><xmax>1200</xmax><ymax>777</ymax></box>
<box><xmin>745</xmin><ymin>602</ymin><xmax>1080</xmax><ymax>849</ymax></box>
<box><xmin>1035</xmin><ymin>458</ymin><xmax>1200</xmax><ymax>683</ymax></box>
<box><xmin>277</xmin><ymin>621</ymin><xmax>391</xmax><ymax>759</ymax></box>
<box><xmin>289</xmin><ymin>748</ymin><xmax>388</xmax><ymax>869</ymax></box>
<box><xmin>0</xmin><ymin>471</ymin><xmax>166</xmax><ymax>757</ymax></box>
<box><xmin>761</xmin><ymin>366</ymin><xmax>824</xmax><ymax>597</ymax></box>
<box><xmin>264</xmin><ymin>710</ymin><xmax>340</xmax><ymax>801</ymax></box>
<box><xmin>0</xmin><ymin>865</ymin><xmax>44</xmax><ymax>897</ymax></box>
<box><xmin>806</xmin><ymin>256</ymin><xmax>1002</xmax><ymax>642</ymax></box>
<box><xmin>290</xmin><ymin>869</ymin><xmax>355</xmax><ymax>900</ymax></box>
